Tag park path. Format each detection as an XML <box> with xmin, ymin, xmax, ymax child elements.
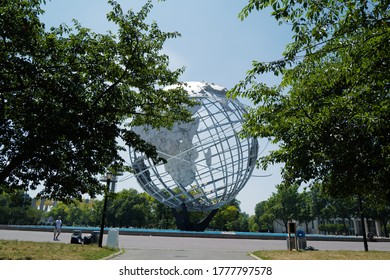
<box><xmin>1</xmin><ymin>229</ymin><xmax>390</xmax><ymax>260</ymax></box>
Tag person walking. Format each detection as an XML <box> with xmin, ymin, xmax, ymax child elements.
<box><xmin>53</xmin><ymin>216</ymin><xmax>62</xmax><ymax>241</ymax></box>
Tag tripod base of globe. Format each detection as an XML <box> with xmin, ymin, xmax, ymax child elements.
<box><xmin>172</xmin><ymin>203</ymin><xmax>218</xmax><ymax>231</ymax></box>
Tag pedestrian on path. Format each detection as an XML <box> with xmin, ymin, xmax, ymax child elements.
<box><xmin>53</xmin><ymin>216</ymin><xmax>62</xmax><ymax>241</ymax></box>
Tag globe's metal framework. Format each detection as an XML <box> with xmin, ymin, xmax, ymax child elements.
<box><xmin>129</xmin><ymin>82</ymin><xmax>258</xmax><ymax>212</ymax></box>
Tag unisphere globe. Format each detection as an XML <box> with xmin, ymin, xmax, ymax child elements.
<box><xmin>129</xmin><ymin>81</ymin><xmax>258</xmax><ymax>212</ymax></box>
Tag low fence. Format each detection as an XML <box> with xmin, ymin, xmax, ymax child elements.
<box><xmin>1</xmin><ymin>224</ymin><xmax>389</xmax><ymax>242</ymax></box>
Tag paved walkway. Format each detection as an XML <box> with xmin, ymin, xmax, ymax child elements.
<box><xmin>1</xmin><ymin>229</ymin><xmax>390</xmax><ymax>260</ymax></box>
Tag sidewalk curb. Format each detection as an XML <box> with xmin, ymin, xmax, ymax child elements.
<box><xmin>249</xmin><ymin>252</ymin><xmax>262</xmax><ymax>260</ymax></box>
<box><xmin>102</xmin><ymin>248</ymin><xmax>125</xmax><ymax>260</ymax></box>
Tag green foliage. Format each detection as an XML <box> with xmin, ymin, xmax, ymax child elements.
<box><xmin>207</xmin><ymin>199</ymin><xmax>249</xmax><ymax>231</ymax></box>
<box><xmin>248</xmin><ymin>215</ymin><xmax>260</xmax><ymax>232</ymax></box>
<box><xmin>318</xmin><ymin>223</ymin><xmax>345</xmax><ymax>235</ymax></box>
<box><xmin>210</xmin><ymin>204</ymin><xmax>239</xmax><ymax>231</ymax></box>
<box><xmin>3</xmin><ymin>186</ymin><xmax>389</xmax><ymax>235</ymax></box>
<box><xmin>361</xmin><ymin>194</ymin><xmax>390</xmax><ymax>237</ymax></box>
<box><xmin>231</xmin><ymin>0</ymin><xmax>390</xmax><ymax>201</ymax></box>
<box><xmin>106</xmin><ymin>189</ymin><xmax>152</xmax><ymax>228</ymax></box>
<box><xmin>0</xmin><ymin>0</ymin><xmax>196</xmax><ymax>201</ymax></box>
<box><xmin>47</xmin><ymin>202</ymin><xmax>70</xmax><ymax>224</ymax></box>
<box><xmin>254</xmin><ymin>181</ymin><xmax>390</xmax><ymax>236</ymax></box>
<box><xmin>149</xmin><ymin>195</ymin><xmax>177</xmax><ymax>229</ymax></box>
<box><xmin>0</xmin><ymin>190</ymin><xmax>44</xmax><ymax>224</ymax></box>
<box><xmin>267</xmin><ymin>183</ymin><xmax>302</xmax><ymax>230</ymax></box>
<box><xmin>254</xmin><ymin>200</ymin><xmax>274</xmax><ymax>232</ymax></box>
<box><xmin>309</xmin><ymin>183</ymin><xmax>358</xmax><ymax>222</ymax></box>
<box><xmin>0</xmin><ymin>188</ymin><xmax>251</xmax><ymax>231</ymax></box>
<box><xmin>225</xmin><ymin>212</ymin><xmax>249</xmax><ymax>232</ymax></box>
<box><xmin>43</xmin><ymin>188</ymin><xmax>178</xmax><ymax>229</ymax></box>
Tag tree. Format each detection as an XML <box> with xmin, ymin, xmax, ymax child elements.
<box><xmin>106</xmin><ymin>189</ymin><xmax>152</xmax><ymax>228</ymax></box>
<box><xmin>297</xmin><ymin>190</ymin><xmax>314</xmax><ymax>233</ymax></box>
<box><xmin>268</xmin><ymin>183</ymin><xmax>302</xmax><ymax>231</ymax></box>
<box><xmin>46</xmin><ymin>201</ymin><xmax>69</xmax><ymax>224</ymax></box>
<box><xmin>313</xmin><ymin>190</ymin><xmax>359</xmax><ymax>235</ymax></box>
<box><xmin>210</xmin><ymin>205</ymin><xmax>239</xmax><ymax>231</ymax></box>
<box><xmin>209</xmin><ymin>199</ymin><xmax>242</xmax><ymax>231</ymax></box>
<box><xmin>231</xmin><ymin>1</ymin><xmax>390</xmax><ymax>200</ymax></box>
<box><xmin>47</xmin><ymin>198</ymin><xmax>102</xmax><ymax>227</ymax></box>
<box><xmin>0</xmin><ymin>0</ymin><xmax>196</xmax><ymax>201</ymax></box>
<box><xmin>248</xmin><ymin>215</ymin><xmax>260</xmax><ymax>232</ymax></box>
<box><xmin>254</xmin><ymin>200</ymin><xmax>274</xmax><ymax>232</ymax></box>
<box><xmin>362</xmin><ymin>194</ymin><xmax>390</xmax><ymax>237</ymax></box>
<box><xmin>231</xmin><ymin>0</ymin><xmax>389</xmax><ymax>250</ymax></box>
<box><xmin>0</xmin><ymin>190</ymin><xmax>44</xmax><ymax>224</ymax></box>
<box><xmin>149</xmin><ymin>196</ymin><xmax>176</xmax><ymax>229</ymax></box>
<box><xmin>227</xmin><ymin>212</ymin><xmax>249</xmax><ymax>232</ymax></box>
<box><xmin>66</xmin><ymin>200</ymin><xmax>96</xmax><ymax>226</ymax></box>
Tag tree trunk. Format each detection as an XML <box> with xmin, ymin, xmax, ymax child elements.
<box><xmin>358</xmin><ymin>196</ymin><xmax>369</xmax><ymax>251</ymax></box>
<box><xmin>383</xmin><ymin>219</ymin><xmax>389</xmax><ymax>238</ymax></box>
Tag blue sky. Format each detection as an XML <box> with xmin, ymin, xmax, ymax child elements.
<box><xmin>40</xmin><ymin>0</ymin><xmax>292</xmax><ymax>215</ymax></box>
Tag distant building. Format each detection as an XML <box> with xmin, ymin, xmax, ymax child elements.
<box><xmin>273</xmin><ymin>218</ymin><xmax>383</xmax><ymax>236</ymax></box>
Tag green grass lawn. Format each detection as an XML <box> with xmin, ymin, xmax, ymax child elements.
<box><xmin>252</xmin><ymin>250</ymin><xmax>390</xmax><ymax>260</ymax></box>
<box><xmin>0</xmin><ymin>240</ymin><xmax>120</xmax><ymax>260</ymax></box>
<box><xmin>2</xmin><ymin>239</ymin><xmax>390</xmax><ymax>260</ymax></box>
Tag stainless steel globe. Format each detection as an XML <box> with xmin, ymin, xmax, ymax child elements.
<box><xmin>129</xmin><ymin>82</ymin><xmax>258</xmax><ymax>212</ymax></box>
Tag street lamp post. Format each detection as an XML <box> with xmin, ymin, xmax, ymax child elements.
<box><xmin>99</xmin><ymin>172</ymin><xmax>112</xmax><ymax>247</ymax></box>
